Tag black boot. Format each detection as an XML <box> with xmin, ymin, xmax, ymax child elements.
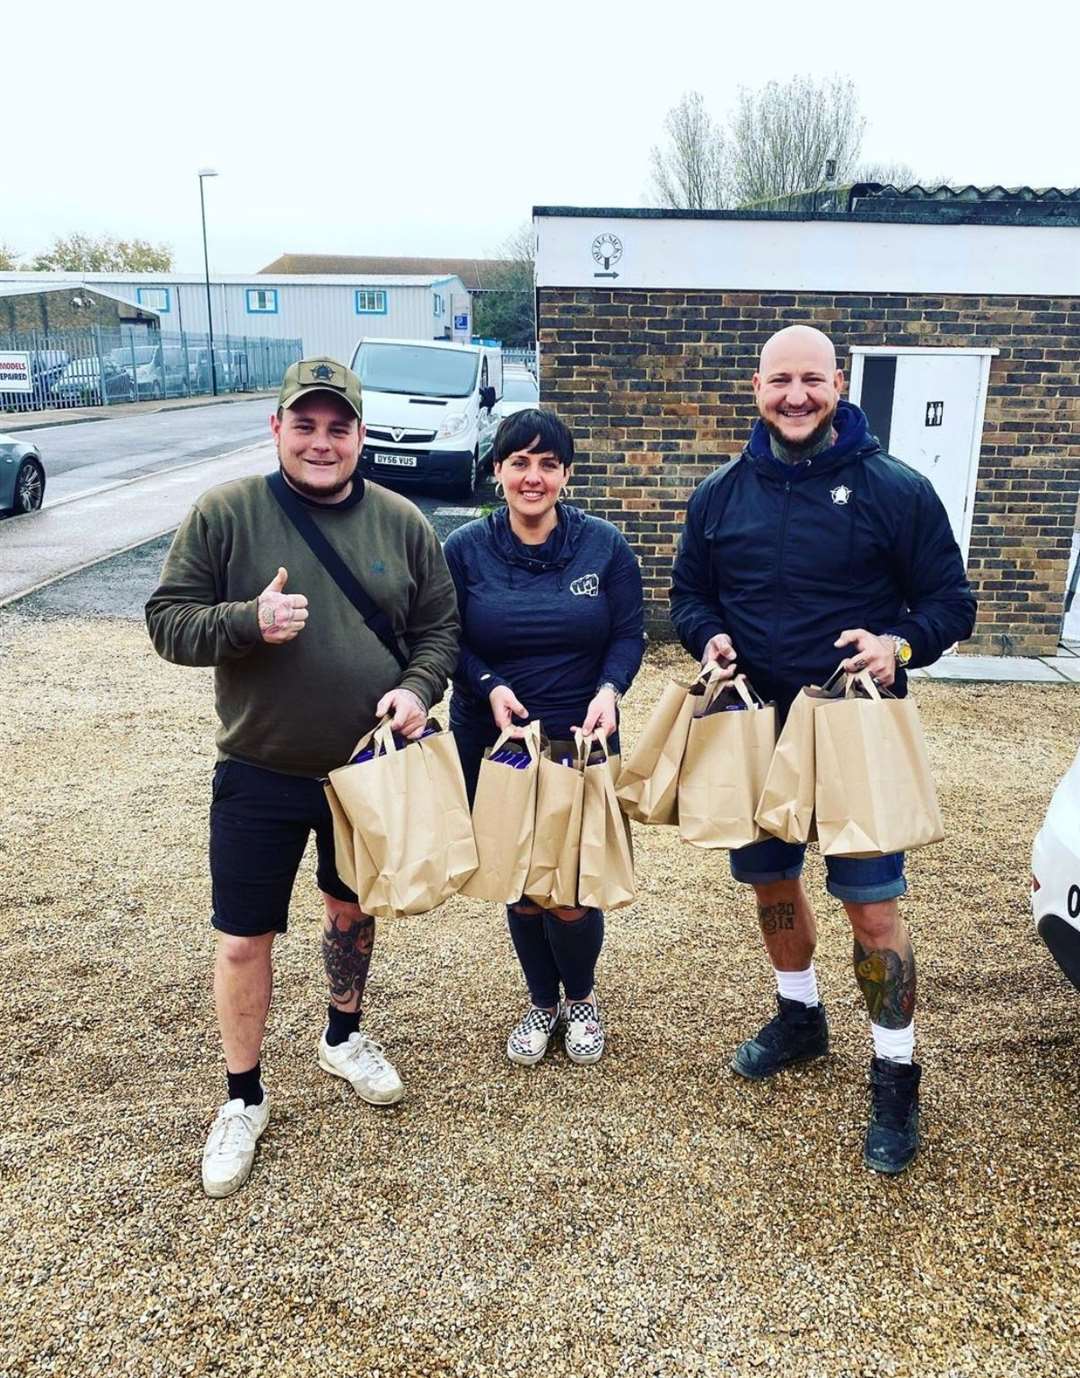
<box><xmin>730</xmin><ymin>996</ymin><xmax>829</xmax><ymax>1080</ymax></box>
<box><xmin>864</xmin><ymin>1057</ymin><xmax>921</xmax><ymax>1175</ymax></box>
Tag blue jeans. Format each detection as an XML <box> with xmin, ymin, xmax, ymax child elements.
<box><xmin>729</xmin><ymin>836</ymin><xmax>906</xmax><ymax>904</ymax></box>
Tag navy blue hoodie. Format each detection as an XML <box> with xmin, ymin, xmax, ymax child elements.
<box><xmin>444</xmin><ymin>503</ymin><xmax>645</xmax><ymax>739</ymax></box>
<box><xmin>670</xmin><ymin>402</ymin><xmax>977</xmax><ymax>712</ymax></box>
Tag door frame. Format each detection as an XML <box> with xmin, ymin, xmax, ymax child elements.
<box><xmin>847</xmin><ymin>346</ymin><xmax>998</xmax><ymax>561</ymax></box>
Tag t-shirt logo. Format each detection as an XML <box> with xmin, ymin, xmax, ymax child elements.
<box><xmin>570</xmin><ymin>573</ymin><xmax>599</xmax><ymax>597</ymax></box>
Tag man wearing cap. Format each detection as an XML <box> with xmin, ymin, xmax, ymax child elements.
<box><xmin>147</xmin><ymin>357</ymin><xmax>459</xmax><ymax>1198</ymax></box>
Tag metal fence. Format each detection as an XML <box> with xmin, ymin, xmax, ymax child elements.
<box><xmin>502</xmin><ymin>347</ymin><xmax>537</xmax><ymax>371</ymax></box>
<box><xmin>0</xmin><ymin>326</ymin><xmax>303</xmax><ymax>414</ymax></box>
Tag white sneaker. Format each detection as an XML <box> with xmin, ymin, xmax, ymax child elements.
<box><xmin>564</xmin><ymin>999</ymin><xmax>605</xmax><ymax>1065</ymax></box>
<box><xmin>202</xmin><ymin>1091</ymin><xmax>270</xmax><ymax>1198</ymax></box>
<box><xmin>507</xmin><ymin>1005</ymin><xmax>561</xmax><ymax>1066</ymax></box>
<box><xmin>318</xmin><ymin>1030</ymin><xmax>404</xmax><ymax>1105</ymax></box>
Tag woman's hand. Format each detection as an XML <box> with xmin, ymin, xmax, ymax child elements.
<box><xmin>489</xmin><ymin>684</ymin><xmax>529</xmax><ymax>736</ymax></box>
<box><xmin>575</xmin><ymin>687</ymin><xmax>618</xmax><ymax>739</ymax></box>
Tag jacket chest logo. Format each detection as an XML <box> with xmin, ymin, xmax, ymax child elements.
<box><xmin>830</xmin><ymin>484</ymin><xmax>852</xmax><ymax>506</ymax></box>
<box><xmin>569</xmin><ymin>573</ymin><xmax>599</xmax><ymax>597</ymax></box>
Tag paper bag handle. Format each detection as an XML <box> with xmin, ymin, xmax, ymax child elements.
<box><xmin>729</xmin><ymin>674</ymin><xmax>767</xmax><ymax>710</ymax></box>
<box><xmin>491</xmin><ymin>717</ymin><xmax>542</xmax><ymax>760</ymax></box>
<box><xmin>346</xmin><ymin>714</ymin><xmax>398</xmax><ymax>762</ymax></box>
<box><xmin>573</xmin><ymin>728</ymin><xmax>611</xmax><ymax>762</ymax></box>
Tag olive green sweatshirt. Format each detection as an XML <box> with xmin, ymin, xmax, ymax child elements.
<box><xmin>146</xmin><ymin>473</ymin><xmax>460</xmax><ymax>777</ymax></box>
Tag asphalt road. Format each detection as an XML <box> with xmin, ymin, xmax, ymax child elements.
<box><xmin>16</xmin><ymin>399</ymin><xmax>274</xmax><ymax>504</ymax></box>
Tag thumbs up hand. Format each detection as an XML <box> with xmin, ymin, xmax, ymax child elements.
<box><xmin>257</xmin><ymin>566</ymin><xmax>309</xmax><ymax>644</ymax></box>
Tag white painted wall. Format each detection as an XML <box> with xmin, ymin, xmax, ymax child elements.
<box><xmin>535</xmin><ymin>213</ymin><xmax>1080</xmax><ymax>296</ymax></box>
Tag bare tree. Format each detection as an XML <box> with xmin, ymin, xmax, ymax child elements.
<box><xmin>473</xmin><ymin>221</ymin><xmax>535</xmax><ymax>347</ymax></box>
<box><xmin>728</xmin><ymin>77</ymin><xmax>865</xmax><ymax>205</ymax></box>
<box><xmin>0</xmin><ymin>244</ymin><xmax>19</xmax><ymax>270</ymax></box>
<box><xmin>30</xmin><ymin>233</ymin><xmax>173</xmax><ymax>272</ymax></box>
<box><xmin>649</xmin><ymin>91</ymin><xmax>729</xmax><ymax>209</ymax></box>
<box><xmin>852</xmin><ymin>160</ymin><xmax>920</xmax><ymax>188</ymax></box>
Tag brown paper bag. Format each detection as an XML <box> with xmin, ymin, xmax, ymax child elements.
<box><xmin>461</xmin><ymin>719</ymin><xmax>542</xmax><ymax>902</ymax></box>
<box><xmin>615</xmin><ymin>664</ymin><xmax>723</xmax><ymax>824</ymax></box>
<box><xmin>753</xmin><ymin>686</ymin><xmax>834</xmax><ymax>844</ymax></box>
<box><xmin>522</xmin><ymin>737</ymin><xmax>586</xmax><ymax>909</ymax></box>
<box><xmin>578</xmin><ymin>733</ymin><xmax>636</xmax><ymax>911</ymax></box>
<box><xmin>814</xmin><ymin>671</ymin><xmax>944</xmax><ymax>858</ymax></box>
<box><xmin>678</xmin><ymin>677</ymin><xmax>777</xmax><ymax>850</ymax></box>
<box><xmin>325</xmin><ymin>719</ymin><xmax>478</xmax><ymax>919</ymax></box>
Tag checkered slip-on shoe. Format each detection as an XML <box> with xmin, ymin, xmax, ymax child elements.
<box><xmin>564</xmin><ymin>999</ymin><xmax>605</xmax><ymax>1065</ymax></box>
<box><xmin>506</xmin><ymin>1005</ymin><xmax>561</xmax><ymax>1067</ymax></box>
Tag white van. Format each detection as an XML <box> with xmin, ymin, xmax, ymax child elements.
<box><xmin>349</xmin><ymin>337</ymin><xmax>503</xmax><ymax>497</ymax></box>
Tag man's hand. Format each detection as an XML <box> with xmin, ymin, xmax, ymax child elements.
<box><xmin>835</xmin><ymin>628</ymin><xmax>897</xmax><ymax>688</ymax></box>
<box><xmin>375</xmin><ymin>687</ymin><xmax>428</xmax><ymax>740</ymax></box>
<box><xmin>257</xmin><ymin>567</ymin><xmax>309</xmax><ymax>644</ymax></box>
<box><xmin>701</xmin><ymin>632</ymin><xmax>738</xmax><ymax>682</ymax></box>
<box><xmin>575</xmin><ymin>687</ymin><xmax>618</xmax><ymax>739</ymax></box>
<box><xmin>489</xmin><ymin>685</ymin><xmax>529</xmax><ymax>737</ymax></box>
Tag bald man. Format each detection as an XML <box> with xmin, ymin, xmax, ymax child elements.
<box><xmin>670</xmin><ymin>324</ymin><xmax>976</xmax><ymax>1175</ymax></box>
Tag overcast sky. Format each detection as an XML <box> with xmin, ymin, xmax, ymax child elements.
<box><xmin>4</xmin><ymin>0</ymin><xmax>1077</xmax><ymax>274</ymax></box>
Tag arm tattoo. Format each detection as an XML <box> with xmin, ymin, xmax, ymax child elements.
<box><xmin>322</xmin><ymin>912</ymin><xmax>375</xmax><ymax>1010</ymax></box>
<box><xmin>853</xmin><ymin>938</ymin><xmax>916</xmax><ymax>1028</ymax></box>
<box><xmin>758</xmin><ymin>901</ymin><xmax>796</xmax><ymax>936</ymax></box>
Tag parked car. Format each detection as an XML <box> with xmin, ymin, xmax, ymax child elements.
<box><xmin>51</xmin><ymin>355</ymin><xmax>135</xmax><ymax>406</ymax></box>
<box><xmin>1031</xmin><ymin>744</ymin><xmax>1080</xmax><ymax>991</ymax></box>
<box><xmin>106</xmin><ymin>344</ymin><xmax>189</xmax><ymax>399</ymax></box>
<box><xmin>188</xmin><ymin>347</ymin><xmax>230</xmax><ymax>393</ymax></box>
<box><xmin>0</xmin><ymin>351</ymin><xmax>70</xmax><ymax>412</ymax></box>
<box><xmin>0</xmin><ymin>433</ymin><xmax>45</xmax><ymax>514</ymax></box>
<box><xmin>478</xmin><ymin>367</ymin><xmax>540</xmax><ymax>462</ymax></box>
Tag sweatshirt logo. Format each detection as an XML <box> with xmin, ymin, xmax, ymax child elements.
<box><xmin>830</xmin><ymin>484</ymin><xmax>852</xmax><ymax>505</ymax></box>
<box><xmin>570</xmin><ymin>573</ymin><xmax>599</xmax><ymax>597</ymax></box>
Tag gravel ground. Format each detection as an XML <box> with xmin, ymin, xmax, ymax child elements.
<box><xmin>0</xmin><ymin>613</ymin><xmax>1078</xmax><ymax>1378</ymax></box>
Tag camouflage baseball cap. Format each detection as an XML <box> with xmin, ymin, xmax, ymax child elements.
<box><xmin>277</xmin><ymin>356</ymin><xmax>363</xmax><ymax>421</ymax></box>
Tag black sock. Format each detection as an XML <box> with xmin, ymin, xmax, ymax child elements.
<box><xmin>226</xmin><ymin>1063</ymin><xmax>263</xmax><ymax>1107</ymax></box>
<box><xmin>326</xmin><ymin>1004</ymin><xmax>361</xmax><ymax>1046</ymax></box>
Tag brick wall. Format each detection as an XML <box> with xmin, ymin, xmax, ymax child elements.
<box><xmin>537</xmin><ymin>289</ymin><xmax>1080</xmax><ymax>655</ymax></box>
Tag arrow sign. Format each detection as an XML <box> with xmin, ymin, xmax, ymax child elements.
<box><xmin>593</xmin><ymin>271</ymin><xmax>620</xmax><ymax>279</ymax></box>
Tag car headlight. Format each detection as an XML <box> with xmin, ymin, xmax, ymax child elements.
<box><xmin>437</xmin><ymin>412</ymin><xmax>469</xmax><ymax>440</ymax></box>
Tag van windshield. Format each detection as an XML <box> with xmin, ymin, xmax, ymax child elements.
<box><xmin>353</xmin><ymin>342</ymin><xmax>478</xmax><ymax>398</ymax></box>
<box><xmin>108</xmin><ymin>346</ymin><xmax>157</xmax><ymax>367</ymax></box>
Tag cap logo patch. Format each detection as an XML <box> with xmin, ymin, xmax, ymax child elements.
<box><xmin>831</xmin><ymin>484</ymin><xmax>852</xmax><ymax>506</ymax></box>
<box><xmin>301</xmin><ymin>361</ymin><xmax>343</xmax><ymax>388</ymax></box>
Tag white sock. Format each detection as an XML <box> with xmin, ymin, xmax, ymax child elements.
<box><xmin>871</xmin><ymin>1021</ymin><xmax>914</xmax><ymax>1064</ymax></box>
<box><xmin>775</xmin><ymin>965</ymin><xmax>819</xmax><ymax>1008</ymax></box>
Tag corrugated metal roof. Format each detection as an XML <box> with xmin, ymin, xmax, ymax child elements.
<box><xmin>0</xmin><ymin>281</ymin><xmax>161</xmax><ymax>314</ymax></box>
<box><xmin>0</xmin><ymin>271</ymin><xmax>460</xmax><ymax>289</ymax></box>
<box><xmin>258</xmin><ymin>255</ymin><xmax>513</xmax><ymax>290</ymax></box>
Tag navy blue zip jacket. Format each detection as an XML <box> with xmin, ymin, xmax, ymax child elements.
<box><xmin>444</xmin><ymin>503</ymin><xmax>645</xmax><ymax>739</ymax></box>
<box><xmin>670</xmin><ymin>401</ymin><xmax>977</xmax><ymax>712</ymax></box>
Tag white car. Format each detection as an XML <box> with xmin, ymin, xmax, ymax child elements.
<box><xmin>1032</xmin><ymin>744</ymin><xmax>1080</xmax><ymax>991</ymax></box>
<box><xmin>479</xmin><ymin>369</ymin><xmax>540</xmax><ymax>462</ymax></box>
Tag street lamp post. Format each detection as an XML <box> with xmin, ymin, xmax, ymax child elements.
<box><xmin>198</xmin><ymin>168</ymin><xmax>220</xmax><ymax>396</ymax></box>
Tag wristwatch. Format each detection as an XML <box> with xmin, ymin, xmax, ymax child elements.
<box><xmin>597</xmin><ymin>681</ymin><xmax>623</xmax><ymax>708</ymax></box>
<box><xmin>888</xmin><ymin>635</ymin><xmax>913</xmax><ymax>667</ymax></box>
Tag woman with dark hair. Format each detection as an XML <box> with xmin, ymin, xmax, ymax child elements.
<box><xmin>443</xmin><ymin>407</ymin><xmax>645</xmax><ymax>1067</ymax></box>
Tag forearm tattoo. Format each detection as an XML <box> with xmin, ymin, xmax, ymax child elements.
<box><xmin>853</xmin><ymin>938</ymin><xmax>916</xmax><ymax>1028</ymax></box>
<box><xmin>758</xmin><ymin>901</ymin><xmax>796</xmax><ymax>936</ymax></box>
<box><xmin>322</xmin><ymin>912</ymin><xmax>375</xmax><ymax>1010</ymax></box>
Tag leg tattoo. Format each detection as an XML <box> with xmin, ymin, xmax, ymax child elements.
<box><xmin>853</xmin><ymin>938</ymin><xmax>916</xmax><ymax>1027</ymax></box>
<box><xmin>758</xmin><ymin>901</ymin><xmax>796</xmax><ymax>937</ymax></box>
<box><xmin>322</xmin><ymin>912</ymin><xmax>375</xmax><ymax>1011</ymax></box>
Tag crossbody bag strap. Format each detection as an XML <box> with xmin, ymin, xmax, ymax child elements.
<box><xmin>265</xmin><ymin>471</ymin><xmax>409</xmax><ymax>671</ymax></box>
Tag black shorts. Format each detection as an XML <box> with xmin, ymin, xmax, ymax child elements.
<box><xmin>209</xmin><ymin>759</ymin><xmax>357</xmax><ymax>937</ymax></box>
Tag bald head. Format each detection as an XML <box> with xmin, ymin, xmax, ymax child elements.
<box><xmin>759</xmin><ymin>324</ymin><xmax>837</xmax><ymax>375</ymax></box>
<box><xmin>753</xmin><ymin>324</ymin><xmax>844</xmax><ymax>456</ymax></box>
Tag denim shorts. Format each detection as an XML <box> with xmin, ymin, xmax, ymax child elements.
<box><xmin>209</xmin><ymin>759</ymin><xmax>357</xmax><ymax>936</ymax></box>
<box><xmin>729</xmin><ymin>835</ymin><xmax>907</xmax><ymax>904</ymax></box>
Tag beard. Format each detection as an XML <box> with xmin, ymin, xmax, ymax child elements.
<box><xmin>278</xmin><ymin>457</ymin><xmax>357</xmax><ymax>501</ymax></box>
<box><xmin>763</xmin><ymin>404</ymin><xmax>837</xmax><ymax>455</ymax></box>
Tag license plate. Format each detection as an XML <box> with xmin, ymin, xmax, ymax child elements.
<box><xmin>374</xmin><ymin>452</ymin><xmax>417</xmax><ymax>468</ymax></box>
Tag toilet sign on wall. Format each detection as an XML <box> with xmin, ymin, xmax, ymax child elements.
<box><xmin>925</xmin><ymin>400</ymin><xmax>944</xmax><ymax>426</ymax></box>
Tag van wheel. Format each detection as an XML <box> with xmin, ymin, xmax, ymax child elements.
<box><xmin>457</xmin><ymin>451</ymin><xmax>478</xmax><ymax>498</ymax></box>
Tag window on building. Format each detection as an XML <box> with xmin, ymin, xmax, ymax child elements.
<box><xmin>356</xmin><ymin>288</ymin><xmax>388</xmax><ymax>315</ymax></box>
<box><xmin>136</xmin><ymin>287</ymin><xmax>170</xmax><ymax>312</ymax></box>
<box><xmin>433</xmin><ymin>293</ymin><xmax>444</xmax><ymax>316</ymax></box>
<box><xmin>246</xmin><ymin>288</ymin><xmax>279</xmax><ymax>314</ymax></box>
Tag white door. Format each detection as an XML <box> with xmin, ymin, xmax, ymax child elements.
<box><xmin>851</xmin><ymin>349</ymin><xmax>992</xmax><ymax>560</ymax></box>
